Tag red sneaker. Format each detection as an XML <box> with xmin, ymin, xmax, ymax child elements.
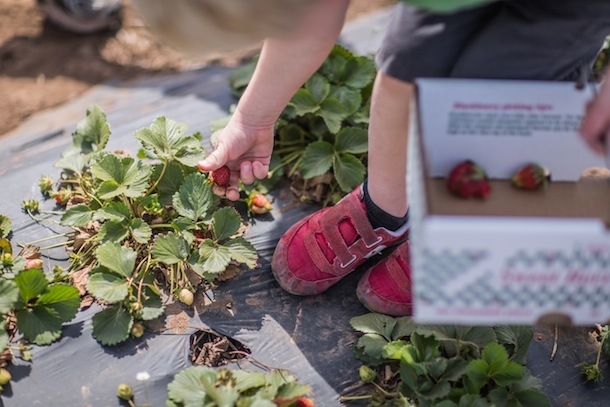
<box><xmin>271</xmin><ymin>185</ymin><xmax>409</xmax><ymax>296</ymax></box>
<box><xmin>356</xmin><ymin>240</ymin><xmax>413</xmax><ymax>316</ymax></box>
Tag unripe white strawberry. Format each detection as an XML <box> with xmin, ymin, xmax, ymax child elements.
<box><xmin>131</xmin><ymin>322</ymin><xmax>145</xmax><ymax>338</ymax></box>
<box><xmin>178</xmin><ymin>288</ymin><xmax>194</xmax><ymax>306</ymax></box>
<box><xmin>0</xmin><ymin>368</ymin><xmax>11</xmax><ymax>386</ymax></box>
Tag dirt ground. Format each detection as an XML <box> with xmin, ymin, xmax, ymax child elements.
<box><xmin>0</xmin><ymin>0</ymin><xmax>395</xmax><ymax>138</ymax></box>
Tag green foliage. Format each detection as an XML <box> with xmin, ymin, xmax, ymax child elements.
<box><xmin>13</xmin><ymin>269</ymin><xmax>80</xmax><ymax>345</ymax></box>
<box><xmin>229</xmin><ymin>44</ymin><xmax>376</xmax><ymax>206</ymax></box>
<box><xmin>347</xmin><ymin>313</ymin><xmax>550</xmax><ymax>406</ymax></box>
<box><xmin>0</xmin><ymin>215</ymin><xmax>11</xmax><ymax>238</ymax></box>
<box><xmin>36</xmin><ymin>106</ymin><xmax>258</xmax><ymax>346</ymax></box>
<box><xmin>399</xmin><ymin>0</ymin><xmax>497</xmax><ymax>12</ymax></box>
<box><xmin>166</xmin><ymin>366</ymin><xmax>312</xmax><ymax>407</ymax></box>
<box><xmin>581</xmin><ymin>325</ymin><xmax>610</xmax><ymax>383</ymax></box>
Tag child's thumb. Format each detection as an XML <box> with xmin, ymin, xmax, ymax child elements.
<box><xmin>197</xmin><ymin>147</ymin><xmax>228</xmax><ymax>171</ymax></box>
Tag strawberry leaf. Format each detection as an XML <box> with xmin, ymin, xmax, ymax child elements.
<box><xmin>0</xmin><ymin>279</ymin><xmax>19</xmax><ymax>313</ymax></box>
<box><xmin>94</xmin><ymin>201</ymin><xmax>132</xmax><ymax>222</ymax></box>
<box><xmin>289</xmin><ymin>89</ymin><xmax>320</xmax><ymax>116</ymax></box>
<box><xmin>197</xmin><ymin>240</ymin><xmax>231</xmax><ymax>275</ymax></box>
<box><xmin>0</xmin><ymin>238</ymin><xmax>11</xmax><ymax>255</ymax></box>
<box><xmin>151</xmin><ymin>233</ymin><xmax>189</xmax><ymax>265</ymax></box>
<box><xmin>171</xmin><ymin>217</ymin><xmax>196</xmax><ymax>233</ymax></box>
<box><xmin>0</xmin><ymin>215</ymin><xmax>11</xmax><ymax>238</ymax></box>
<box><xmin>87</xmin><ymin>268</ymin><xmax>129</xmax><ymax>303</ymax></box>
<box><xmin>71</xmin><ymin>105</ymin><xmax>110</xmax><ymax>154</ymax></box>
<box><xmin>334</xmin><ymin>153</ymin><xmax>365</xmax><ymax>192</ymax></box>
<box><xmin>305</xmin><ymin>74</ymin><xmax>330</xmax><ymax>104</ymax></box>
<box><xmin>16</xmin><ymin>306</ymin><xmax>63</xmax><ymax>345</ymax></box>
<box><xmin>98</xmin><ymin>220</ymin><xmax>129</xmax><ymax>243</ymax></box>
<box><xmin>153</xmin><ymin>161</ymin><xmax>186</xmax><ymax>205</ymax></box>
<box><xmin>342</xmin><ymin>56</ymin><xmax>376</xmax><ymax>89</ymax></box>
<box><xmin>494</xmin><ymin>326</ymin><xmax>533</xmax><ymax>365</ymax></box>
<box><xmin>230</xmin><ymin>371</ymin><xmax>268</xmax><ymax>392</ymax></box>
<box><xmin>334</xmin><ymin>127</ymin><xmax>368</xmax><ymax>154</ymax></box>
<box><xmin>300</xmin><ymin>141</ymin><xmax>334</xmax><ymax>179</ymax></box>
<box><xmin>36</xmin><ymin>283</ymin><xmax>80</xmax><ymax>323</ymax></box>
<box><xmin>0</xmin><ymin>327</ymin><xmax>8</xmax><ymax>354</ymax></box>
<box><xmin>139</xmin><ymin>287</ymin><xmax>164</xmax><ymax>321</ymax></box>
<box><xmin>224</xmin><ymin>238</ymin><xmax>257</xmax><ymax>269</ymax></box>
<box><xmin>134</xmin><ymin>116</ymin><xmax>206</xmax><ymax>166</ymax></box>
<box><xmin>168</xmin><ymin>367</ymin><xmax>231</xmax><ymax>406</ymax></box>
<box><xmin>60</xmin><ymin>204</ymin><xmax>94</xmax><ymax>227</ymax></box>
<box><xmin>354</xmin><ymin>333</ymin><xmax>390</xmax><ymax>366</ymax></box>
<box><xmin>350</xmin><ymin>313</ymin><xmax>398</xmax><ymax>340</ymax></box>
<box><xmin>130</xmin><ymin>218</ymin><xmax>152</xmax><ymax>244</ymax></box>
<box><xmin>95</xmin><ymin>242</ymin><xmax>136</xmax><ymax>277</ymax></box>
<box><xmin>513</xmin><ymin>389</ymin><xmax>552</xmax><ymax>407</ymax></box>
<box><xmin>172</xmin><ymin>173</ymin><xmax>214</xmax><ymax>221</ymax></box>
<box><xmin>321</xmin><ymin>46</ymin><xmax>350</xmax><ymax>82</ymax></box>
<box><xmin>92</xmin><ymin>305</ymin><xmax>133</xmax><ymax>346</ymax></box>
<box><xmin>55</xmin><ymin>152</ymin><xmax>90</xmax><ymax>176</ymax></box>
<box><xmin>318</xmin><ymin>98</ymin><xmax>349</xmax><ymax>134</ymax></box>
<box><xmin>91</xmin><ymin>154</ymin><xmax>152</xmax><ymax>199</ymax></box>
<box><xmin>329</xmin><ymin>85</ymin><xmax>362</xmax><ymax>115</ymax></box>
<box><xmin>275</xmin><ymin>382</ymin><xmax>312</xmax><ymax>401</ymax></box>
<box><xmin>212</xmin><ymin>207</ymin><xmax>241</xmax><ymax>241</ymax></box>
<box><xmin>14</xmin><ymin>269</ymin><xmax>48</xmax><ymax>305</ymax></box>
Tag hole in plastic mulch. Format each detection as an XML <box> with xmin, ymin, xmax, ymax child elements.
<box><xmin>189</xmin><ymin>329</ymin><xmax>251</xmax><ymax>367</ymax></box>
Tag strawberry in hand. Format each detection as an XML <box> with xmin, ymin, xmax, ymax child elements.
<box><xmin>446</xmin><ymin>160</ymin><xmax>491</xmax><ymax>199</ymax></box>
<box><xmin>209</xmin><ymin>165</ymin><xmax>231</xmax><ymax>187</ymax></box>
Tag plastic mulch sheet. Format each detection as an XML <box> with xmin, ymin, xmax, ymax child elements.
<box><xmin>0</xmin><ymin>7</ymin><xmax>608</xmax><ymax>406</ymax></box>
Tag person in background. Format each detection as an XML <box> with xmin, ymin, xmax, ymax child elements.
<box><xmin>133</xmin><ymin>0</ymin><xmax>610</xmax><ymax>316</ymax></box>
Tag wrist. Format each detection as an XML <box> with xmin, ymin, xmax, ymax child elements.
<box><xmin>231</xmin><ymin>105</ymin><xmax>278</xmax><ymax>132</ymax></box>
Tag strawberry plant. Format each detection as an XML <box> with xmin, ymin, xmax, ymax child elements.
<box><xmin>229</xmin><ymin>44</ymin><xmax>375</xmax><ymax>206</ymax></box>
<box><xmin>165</xmin><ymin>366</ymin><xmax>313</xmax><ymax>407</ymax></box>
<box><xmin>581</xmin><ymin>324</ymin><xmax>610</xmax><ymax>383</ymax></box>
<box><xmin>26</xmin><ymin>106</ymin><xmax>258</xmax><ymax>346</ymax></box>
<box><xmin>343</xmin><ymin>313</ymin><xmax>550</xmax><ymax>406</ymax></box>
<box><xmin>0</xmin><ymin>214</ymin><xmax>77</xmax><ymax>394</ymax></box>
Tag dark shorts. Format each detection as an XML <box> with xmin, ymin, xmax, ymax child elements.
<box><xmin>377</xmin><ymin>0</ymin><xmax>610</xmax><ymax>82</ymax></box>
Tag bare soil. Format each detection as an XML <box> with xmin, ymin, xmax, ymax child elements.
<box><xmin>0</xmin><ymin>0</ymin><xmax>395</xmax><ymax>138</ymax></box>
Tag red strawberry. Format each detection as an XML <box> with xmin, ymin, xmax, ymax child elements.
<box><xmin>511</xmin><ymin>163</ymin><xmax>548</xmax><ymax>190</ymax></box>
<box><xmin>446</xmin><ymin>160</ymin><xmax>491</xmax><ymax>199</ymax></box>
<box><xmin>295</xmin><ymin>397</ymin><xmax>315</xmax><ymax>407</ymax></box>
<box><xmin>210</xmin><ymin>165</ymin><xmax>230</xmax><ymax>187</ymax></box>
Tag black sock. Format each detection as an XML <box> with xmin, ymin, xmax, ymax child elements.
<box><xmin>362</xmin><ymin>180</ymin><xmax>409</xmax><ymax>231</ymax></box>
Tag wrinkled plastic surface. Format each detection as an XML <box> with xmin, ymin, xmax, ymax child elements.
<box><xmin>0</xmin><ymin>7</ymin><xmax>608</xmax><ymax>406</ymax></box>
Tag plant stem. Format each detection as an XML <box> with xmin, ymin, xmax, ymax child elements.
<box><xmin>595</xmin><ymin>327</ymin><xmax>608</xmax><ymax>367</ymax></box>
<box><xmin>37</xmin><ymin>241</ymin><xmax>70</xmax><ymax>251</ymax></box>
<box><xmin>339</xmin><ymin>395</ymin><xmax>373</xmax><ymax>402</ymax></box>
<box><xmin>20</xmin><ymin>232</ymin><xmax>72</xmax><ymax>246</ymax></box>
<box><xmin>150</xmin><ymin>223</ymin><xmax>172</xmax><ymax>229</ymax></box>
<box><xmin>40</xmin><ymin>210</ymin><xmax>65</xmax><ymax>216</ymax></box>
<box><xmin>26</xmin><ymin>210</ymin><xmax>60</xmax><ymax>225</ymax></box>
<box><xmin>146</xmin><ymin>160</ymin><xmax>168</xmax><ymax>196</ymax></box>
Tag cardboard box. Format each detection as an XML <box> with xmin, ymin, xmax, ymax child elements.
<box><xmin>408</xmin><ymin>78</ymin><xmax>610</xmax><ymax>326</ymax></box>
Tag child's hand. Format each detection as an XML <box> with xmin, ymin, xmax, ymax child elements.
<box><xmin>197</xmin><ymin>119</ymin><xmax>274</xmax><ymax>201</ymax></box>
<box><xmin>580</xmin><ymin>79</ymin><xmax>610</xmax><ymax>156</ymax></box>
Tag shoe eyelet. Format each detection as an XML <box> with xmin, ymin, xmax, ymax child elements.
<box><xmin>340</xmin><ymin>254</ymin><xmax>357</xmax><ymax>269</ymax></box>
<box><xmin>365</xmin><ymin>236</ymin><xmax>383</xmax><ymax>248</ymax></box>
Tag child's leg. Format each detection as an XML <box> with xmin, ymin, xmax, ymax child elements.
<box><xmin>366</xmin><ymin>72</ymin><xmax>412</xmax><ymax>219</ymax></box>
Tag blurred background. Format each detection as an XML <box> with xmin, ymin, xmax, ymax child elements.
<box><xmin>0</xmin><ymin>0</ymin><xmax>395</xmax><ymax>139</ymax></box>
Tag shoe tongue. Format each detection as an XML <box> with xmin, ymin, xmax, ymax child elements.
<box><xmin>317</xmin><ymin>218</ymin><xmax>359</xmax><ymax>263</ymax></box>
